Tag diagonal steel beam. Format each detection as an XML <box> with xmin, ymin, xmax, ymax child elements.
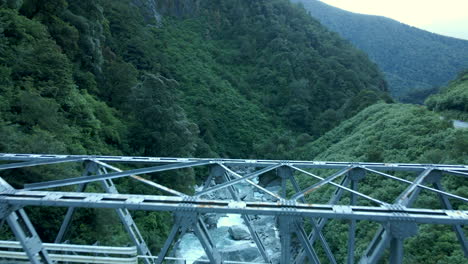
<box><xmin>0</xmin><ymin>177</ymin><xmax>14</xmax><ymax>193</ymax></box>
<box><xmin>155</xmin><ymin>214</ymin><xmax>187</xmax><ymax>264</ymax></box>
<box><xmin>55</xmin><ymin>163</ymin><xmax>155</xmax><ymax>263</ymax></box>
<box><xmin>290</xmin><ymin>166</ymin><xmax>386</xmax><ymax>205</ymax></box>
<box><xmin>98</xmin><ymin>167</ymin><xmax>155</xmax><ymax>264</ymax></box>
<box><xmin>442</xmin><ymin>169</ymin><xmax>468</xmax><ymax>178</ymax></box>
<box><xmin>201</xmin><ymin>166</ymin><xmax>216</xmax><ymax>192</ymax></box>
<box><xmin>295</xmin><ymin>219</ymin><xmax>321</xmax><ymax>264</ymax></box>
<box><xmin>363</xmin><ymin>168</ymin><xmax>468</xmax><ymax>203</ymax></box>
<box><xmin>195</xmin><ymin>164</ymin><xmax>282</xmax><ymax>197</ymax></box>
<box><xmin>1</xmin><ymin>178</ymin><xmax>53</xmax><ymax>263</ymax></box>
<box><xmin>294</xmin><ymin>176</ymin><xmax>349</xmax><ymax>264</ymax></box>
<box><xmin>359</xmin><ymin>168</ymin><xmax>433</xmax><ymax>264</ymax></box>
<box><xmin>24</xmin><ymin>161</ymin><xmax>209</xmax><ymax>190</ymax></box>
<box><xmin>288</xmin><ymin>170</ymin><xmax>337</xmax><ymax>264</ymax></box>
<box><xmin>310</xmin><ymin>217</ymin><xmax>337</xmax><ymax>264</ymax></box>
<box><xmin>7</xmin><ymin>209</ymin><xmax>54</xmax><ymax>264</ymax></box>
<box><xmin>54</xmin><ymin>161</ymin><xmax>107</xmax><ymax>243</ymax></box>
<box><xmin>54</xmin><ymin>163</ymin><xmax>93</xmax><ymax>243</ymax></box>
<box><xmin>193</xmin><ymin>217</ymin><xmax>222</xmax><ymax>263</ymax></box>
<box><xmin>221</xmin><ymin>171</ymin><xmax>270</xmax><ymax>263</ymax></box>
<box><xmin>156</xmin><ymin>213</ymin><xmax>220</xmax><ymax>263</ymax></box>
<box><xmin>291</xmin><ymin>166</ymin><xmax>353</xmax><ymax>201</ymax></box>
<box><xmin>218</xmin><ymin>163</ymin><xmax>281</xmax><ymax>201</ymax></box>
<box><xmin>54</xmin><ymin>182</ymin><xmax>87</xmax><ymax>243</ymax></box>
<box><xmin>433</xmin><ymin>181</ymin><xmax>468</xmax><ymax>257</ymax></box>
<box><xmin>396</xmin><ymin>168</ymin><xmax>433</xmax><ymax>207</ymax></box>
<box><xmin>94</xmin><ymin>160</ymin><xmax>185</xmax><ymax>197</ymax></box>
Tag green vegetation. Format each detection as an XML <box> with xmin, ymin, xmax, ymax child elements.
<box><xmin>298</xmin><ymin>102</ymin><xmax>467</xmax><ymax>164</ymax></box>
<box><xmin>291</xmin><ymin>0</ymin><xmax>468</xmax><ymax>99</ymax></box>
<box><xmin>426</xmin><ymin>70</ymin><xmax>468</xmax><ymax>121</ymax></box>
<box><xmin>0</xmin><ymin>0</ymin><xmax>466</xmax><ymax>262</ymax></box>
<box><xmin>0</xmin><ymin>0</ymin><xmax>389</xmax><ymax>254</ymax></box>
<box><xmin>295</xmin><ymin>103</ymin><xmax>468</xmax><ymax>263</ymax></box>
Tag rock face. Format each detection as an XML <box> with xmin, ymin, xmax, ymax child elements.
<box><xmin>203</xmin><ymin>213</ymin><xmax>220</xmax><ymax>229</ymax></box>
<box><xmin>228</xmin><ymin>225</ymin><xmax>251</xmax><ymax>240</ymax></box>
<box><xmin>220</xmin><ymin>243</ymin><xmax>260</xmax><ymax>262</ymax></box>
<box><xmin>131</xmin><ymin>0</ymin><xmax>199</xmax><ymax>25</ymax></box>
<box><xmin>131</xmin><ymin>0</ymin><xmax>162</xmax><ymax>24</ymax></box>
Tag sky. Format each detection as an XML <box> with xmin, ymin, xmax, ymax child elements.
<box><xmin>320</xmin><ymin>0</ymin><xmax>468</xmax><ymax>40</ymax></box>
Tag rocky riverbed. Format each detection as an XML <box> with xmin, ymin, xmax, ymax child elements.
<box><xmin>174</xmin><ymin>171</ymin><xmax>282</xmax><ymax>263</ymax></box>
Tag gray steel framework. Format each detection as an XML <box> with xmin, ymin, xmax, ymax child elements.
<box><xmin>0</xmin><ymin>153</ymin><xmax>467</xmax><ymax>264</ymax></box>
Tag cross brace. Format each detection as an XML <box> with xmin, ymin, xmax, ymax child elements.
<box><xmin>53</xmin><ymin>162</ymin><xmax>155</xmax><ymax>264</ymax></box>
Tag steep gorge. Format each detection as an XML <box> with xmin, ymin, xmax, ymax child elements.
<box><xmin>0</xmin><ymin>0</ymin><xmax>466</xmax><ymax>262</ymax></box>
<box><xmin>0</xmin><ymin>0</ymin><xmax>389</xmax><ymax>252</ymax></box>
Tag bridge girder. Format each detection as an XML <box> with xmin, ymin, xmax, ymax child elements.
<box><xmin>0</xmin><ymin>153</ymin><xmax>467</xmax><ymax>264</ymax></box>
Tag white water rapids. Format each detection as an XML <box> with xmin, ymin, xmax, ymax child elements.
<box><xmin>174</xmin><ymin>178</ymin><xmax>281</xmax><ymax>263</ymax></box>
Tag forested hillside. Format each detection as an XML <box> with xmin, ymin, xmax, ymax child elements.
<box><xmin>426</xmin><ymin>70</ymin><xmax>468</xmax><ymax>121</ymax></box>
<box><xmin>0</xmin><ymin>0</ymin><xmax>389</xmax><ymax>253</ymax></box>
<box><xmin>0</xmin><ymin>0</ymin><xmax>389</xmax><ymax>159</ymax></box>
<box><xmin>291</xmin><ymin>0</ymin><xmax>468</xmax><ymax>99</ymax></box>
<box><xmin>295</xmin><ymin>102</ymin><xmax>468</xmax><ymax>263</ymax></box>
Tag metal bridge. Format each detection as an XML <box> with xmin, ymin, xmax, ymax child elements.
<box><xmin>0</xmin><ymin>153</ymin><xmax>467</xmax><ymax>264</ymax></box>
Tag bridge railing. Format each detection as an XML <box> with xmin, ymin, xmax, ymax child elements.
<box><xmin>0</xmin><ymin>240</ymin><xmax>138</xmax><ymax>263</ymax></box>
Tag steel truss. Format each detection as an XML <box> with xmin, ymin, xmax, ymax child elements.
<box><xmin>0</xmin><ymin>153</ymin><xmax>467</xmax><ymax>264</ymax></box>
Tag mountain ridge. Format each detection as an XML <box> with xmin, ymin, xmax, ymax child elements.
<box><xmin>291</xmin><ymin>0</ymin><xmax>468</xmax><ymax>98</ymax></box>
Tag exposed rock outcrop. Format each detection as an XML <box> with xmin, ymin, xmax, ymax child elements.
<box><xmin>228</xmin><ymin>225</ymin><xmax>251</xmax><ymax>240</ymax></box>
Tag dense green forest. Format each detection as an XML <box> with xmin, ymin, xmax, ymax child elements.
<box><xmin>288</xmin><ymin>72</ymin><xmax>468</xmax><ymax>263</ymax></box>
<box><xmin>0</xmin><ymin>0</ymin><xmax>466</xmax><ymax>263</ymax></box>
<box><xmin>291</xmin><ymin>0</ymin><xmax>468</xmax><ymax>99</ymax></box>
<box><xmin>293</xmin><ymin>102</ymin><xmax>468</xmax><ymax>263</ymax></box>
<box><xmin>426</xmin><ymin>70</ymin><xmax>468</xmax><ymax>121</ymax></box>
<box><xmin>0</xmin><ymin>0</ymin><xmax>388</xmax><ymax>253</ymax></box>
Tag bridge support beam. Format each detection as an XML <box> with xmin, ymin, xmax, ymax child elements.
<box><xmin>360</xmin><ymin>169</ymin><xmax>433</xmax><ymax>264</ymax></box>
<box><xmin>284</xmin><ymin>166</ymin><xmax>337</xmax><ymax>264</ymax></box>
<box><xmin>98</xmin><ymin>166</ymin><xmax>155</xmax><ymax>264</ymax></box>
<box><xmin>348</xmin><ymin>168</ymin><xmax>366</xmax><ymax>264</ymax></box>
<box><xmin>426</xmin><ymin>172</ymin><xmax>468</xmax><ymax>257</ymax></box>
<box><xmin>54</xmin><ymin>161</ymin><xmax>155</xmax><ymax>264</ymax></box>
<box><xmin>278</xmin><ymin>166</ymin><xmax>291</xmax><ymax>198</ymax></box>
<box><xmin>294</xmin><ymin>175</ymin><xmax>349</xmax><ymax>264</ymax></box>
<box><xmin>214</xmin><ymin>165</ymin><xmax>271</xmax><ymax>263</ymax></box>
<box><xmin>1</xmin><ymin>178</ymin><xmax>53</xmax><ymax>264</ymax></box>
<box><xmin>388</xmin><ymin>220</ymin><xmax>418</xmax><ymax>264</ymax></box>
<box><xmin>156</xmin><ymin>210</ymin><xmax>222</xmax><ymax>264</ymax></box>
<box><xmin>279</xmin><ymin>215</ymin><xmax>323</xmax><ymax>263</ymax></box>
<box><xmin>7</xmin><ymin>210</ymin><xmax>55</xmax><ymax>264</ymax></box>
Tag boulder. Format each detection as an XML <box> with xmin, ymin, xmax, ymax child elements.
<box><xmin>203</xmin><ymin>213</ymin><xmax>220</xmax><ymax>229</ymax></box>
<box><xmin>221</xmin><ymin>243</ymin><xmax>259</xmax><ymax>262</ymax></box>
<box><xmin>228</xmin><ymin>225</ymin><xmax>251</xmax><ymax>240</ymax></box>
